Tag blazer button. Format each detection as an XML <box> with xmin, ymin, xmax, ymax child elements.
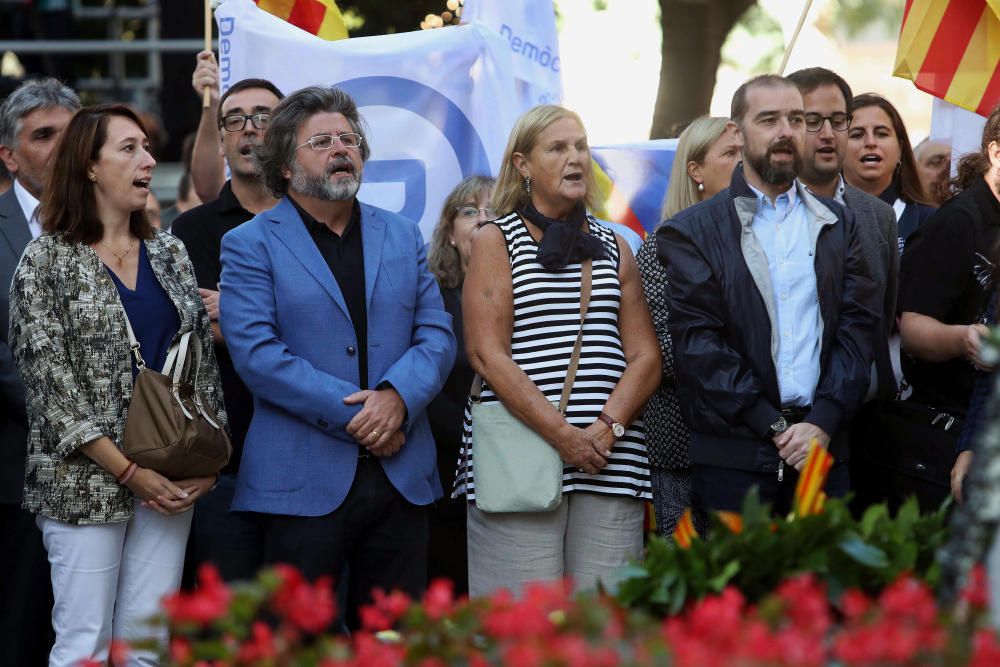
<box><xmin>346</xmin><ymin>345</ymin><xmax>356</xmax><ymax>356</ymax></box>
<box><xmin>317</xmin><ymin>418</ymin><xmax>329</xmax><ymax>429</ymax></box>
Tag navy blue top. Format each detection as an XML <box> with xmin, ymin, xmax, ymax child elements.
<box><xmin>106</xmin><ymin>241</ymin><xmax>180</xmax><ymax>377</ymax></box>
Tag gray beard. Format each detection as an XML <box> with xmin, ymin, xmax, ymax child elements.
<box><xmin>289</xmin><ymin>160</ymin><xmax>361</xmax><ymax>201</ymax></box>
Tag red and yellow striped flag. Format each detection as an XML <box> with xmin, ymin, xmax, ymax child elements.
<box><xmin>894</xmin><ymin>0</ymin><xmax>1000</xmax><ymax>116</ymax></box>
<box><xmin>673</xmin><ymin>508</ymin><xmax>698</xmax><ymax>548</ymax></box>
<box><xmin>254</xmin><ymin>0</ymin><xmax>348</xmax><ymax>40</ymax></box>
<box><xmin>793</xmin><ymin>439</ymin><xmax>834</xmax><ymax>517</ymax></box>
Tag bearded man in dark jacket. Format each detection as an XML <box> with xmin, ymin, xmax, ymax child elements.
<box><xmin>656</xmin><ymin>75</ymin><xmax>878</xmax><ymax>515</ymax></box>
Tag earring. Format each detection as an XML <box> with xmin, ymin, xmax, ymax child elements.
<box><xmin>523</xmin><ymin>175</ymin><xmax>531</xmax><ymax>195</ymax></box>
<box><xmin>88</xmin><ymin>173</ymin><xmax>97</xmax><ymax>182</ymax></box>
<box><xmin>449</xmin><ymin>239</ymin><xmax>457</xmax><ymax>247</ymax></box>
<box><xmin>697</xmin><ymin>182</ymin><xmax>704</xmax><ymax>192</ymax></box>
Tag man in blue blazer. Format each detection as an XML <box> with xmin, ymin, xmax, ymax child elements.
<box><xmin>219</xmin><ymin>86</ymin><xmax>456</xmax><ymax>627</ymax></box>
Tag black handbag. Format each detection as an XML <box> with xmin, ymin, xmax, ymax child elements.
<box><xmin>860</xmin><ymin>398</ymin><xmax>962</xmax><ymax>512</ymax></box>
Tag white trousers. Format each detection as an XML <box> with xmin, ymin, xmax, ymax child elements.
<box><xmin>467</xmin><ymin>492</ymin><xmax>644</xmax><ymax>598</ymax></box>
<box><xmin>39</xmin><ymin>502</ymin><xmax>193</xmax><ymax>667</ymax></box>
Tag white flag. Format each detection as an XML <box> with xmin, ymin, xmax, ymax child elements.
<box><xmin>930</xmin><ymin>97</ymin><xmax>987</xmax><ymax>178</ymax></box>
<box><xmin>215</xmin><ymin>0</ymin><xmax>520</xmax><ymax>238</ymax></box>
<box><xmin>461</xmin><ymin>0</ymin><xmax>563</xmax><ymax>110</ymax></box>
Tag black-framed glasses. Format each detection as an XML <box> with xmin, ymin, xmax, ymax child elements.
<box><xmin>455</xmin><ymin>206</ymin><xmax>496</xmax><ymax>220</ymax></box>
<box><xmin>220</xmin><ymin>112</ymin><xmax>270</xmax><ymax>132</ymax></box>
<box><xmin>804</xmin><ymin>113</ymin><xmax>852</xmax><ymax>133</ymax></box>
<box><xmin>295</xmin><ymin>133</ymin><xmax>364</xmax><ymax>151</ymax></box>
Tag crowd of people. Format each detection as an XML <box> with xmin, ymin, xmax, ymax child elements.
<box><xmin>0</xmin><ymin>54</ymin><xmax>998</xmax><ymax>667</ymax></box>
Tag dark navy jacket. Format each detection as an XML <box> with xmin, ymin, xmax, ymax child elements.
<box><xmin>656</xmin><ymin>166</ymin><xmax>878</xmax><ymax>471</ymax></box>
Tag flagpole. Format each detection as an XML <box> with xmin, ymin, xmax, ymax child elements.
<box><xmin>203</xmin><ymin>0</ymin><xmax>212</xmax><ymax>108</ymax></box>
<box><xmin>778</xmin><ymin>0</ymin><xmax>814</xmax><ymax>75</ymax></box>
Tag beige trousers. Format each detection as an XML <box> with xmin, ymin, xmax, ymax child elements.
<box><xmin>467</xmin><ymin>492</ymin><xmax>644</xmax><ymax>598</ymax></box>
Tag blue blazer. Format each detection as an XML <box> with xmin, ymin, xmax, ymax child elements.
<box><xmin>219</xmin><ymin>197</ymin><xmax>456</xmax><ymax>516</ymax></box>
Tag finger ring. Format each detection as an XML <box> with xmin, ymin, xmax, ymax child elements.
<box><xmin>371</xmin><ymin>430</ymin><xmax>380</xmax><ymax>439</ymax></box>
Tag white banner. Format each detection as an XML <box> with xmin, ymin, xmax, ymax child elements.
<box><xmin>461</xmin><ymin>0</ymin><xmax>563</xmax><ymax>109</ymax></box>
<box><xmin>215</xmin><ymin>0</ymin><xmax>520</xmax><ymax>238</ymax></box>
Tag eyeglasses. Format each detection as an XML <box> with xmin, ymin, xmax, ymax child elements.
<box><xmin>295</xmin><ymin>133</ymin><xmax>364</xmax><ymax>151</ymax></box>
<box><xmin>220</xmin><ymin>112</ymin><xmax>270</xmax><ymax>133</ymax></box>
<box><xmin>804</xmin><ymin>113</ymin><xmax>852</xmax><ymax>133</ymax></box>
<box><xmin>455</xmin><ymin>206</ymin><xmax>496</xmax><ymax>220</ymax></box>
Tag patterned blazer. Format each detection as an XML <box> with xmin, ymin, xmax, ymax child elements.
<box><xmin>8</xmin><ymin>230</ymin><xmax>225</xmax><ymax>525</ymax></box>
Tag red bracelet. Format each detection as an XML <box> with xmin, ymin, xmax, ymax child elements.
<box><xmin>117</xmin><ymin>461</ymin><xmax>138</xmax><ymax>485</ymax></box>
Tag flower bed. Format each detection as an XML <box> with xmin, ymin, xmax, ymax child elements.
<box><xmin>105</xmin><ymin>553</ymin><xmax>998</xmax><ymax>666</ymax></box>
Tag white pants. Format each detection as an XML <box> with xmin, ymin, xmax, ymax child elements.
<box><xmin>39</xmin><ymin>502</ymin><xmax>193</xmax><ymax>667</ymax></box>
<box><xmin>467</xmin><ymin>492</ymin><xmax>644</xmax><ymax>598</ymax></box>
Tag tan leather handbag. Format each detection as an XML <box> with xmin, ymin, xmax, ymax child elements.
<box><xmin>122</xmin><ymin>315</ymin><xmax>231</xmax><ymax>479</ymax></box>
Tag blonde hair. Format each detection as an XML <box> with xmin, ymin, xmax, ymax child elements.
<box><xmin>492</xmin><ymin>105</ymin><xmax>598</xmax><ymax>216</ymax></box>
<box><xmin>661</xmin><ymin>116</ymin><xmax>732</xmax><ymax>221</ymax></box>
<box><xmin>428</xmin><ymin>175</ymin><xmax>495</xmax><ymax>290</ymax></box>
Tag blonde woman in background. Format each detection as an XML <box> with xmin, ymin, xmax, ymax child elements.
<box><xmin>635</xmin><ymin>117</ymin><xmax>741</xmax><ymax>535</ymax></box>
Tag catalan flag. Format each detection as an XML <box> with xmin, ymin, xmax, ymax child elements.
<box><xmin>894</xmin><ymin>0</ymin><xmax>1000</xmax><ymax>116</ymax></box>
<box><xmin>254</xmin><ymin>0</ymin><xmax>348</xmax><ymax>41</ymax></box>
<box><xmin>793</xmin><ymin>439</ymin><xmax>834</xmax><ymax>517</ymax></box>
<box><xmin>673</xmin><ymin>508</ymin><xmax>699</xmax><ymax>548</ymax></box>
<box><xmin>717</xmin><ymin>511</ymin><xmax>744</xmax><ymax>535</ymax></box>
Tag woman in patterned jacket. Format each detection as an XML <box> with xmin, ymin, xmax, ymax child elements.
<box><xmin>9</xmin><ymin>104</ymin><xmax>225</xmax><ymax>666</ymax></box>
<box><xmin>455</xmin><ymin>105</ymin><xmax>661</xmax><ymax>597</ymax></box>
<box><xmin>635</xmin><ymin>117</ymin><xmax>741</xmax><ymax>535</ymax></box>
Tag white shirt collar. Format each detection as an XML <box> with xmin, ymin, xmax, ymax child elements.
<box><xmin>12</xmin><ymin>179</ymin><xmax>42</xmax><ymax>239</ymax></box>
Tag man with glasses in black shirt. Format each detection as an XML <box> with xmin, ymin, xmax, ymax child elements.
<box><xmin>171</xmin><ymin>76</ymin><xmax>283</xmax><ymax>583</ymax></box>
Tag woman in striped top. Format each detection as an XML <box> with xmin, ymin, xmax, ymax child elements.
<box><xmin>455</xmin><ymin>105</ymin><xmax>661</xmax><ymax>597</ymax></box>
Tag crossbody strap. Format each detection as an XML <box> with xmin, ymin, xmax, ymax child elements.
<box><xmin>471</xmin><ymin>258</ymin><xmax>593</xmax><ymax>416</ymax></box>
<box><xmin>121</xmin><ymin>311</ymin><xmax>147</xmax><ymax>370</ymax></box>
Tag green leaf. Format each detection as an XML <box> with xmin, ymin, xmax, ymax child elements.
<box><xmin>859</xmin><ymin>503</ymin><xmax>888</xmax><ymax>538</ymax></box>
<box><xmin>838</xmin><ymin>533</ymin><xmax>889</xmax><ymax>569</ymax></box>
<box><xmin>707</xmin><ymin>560</ymin><xmax>741</xmax><ymax>591</ymax></box>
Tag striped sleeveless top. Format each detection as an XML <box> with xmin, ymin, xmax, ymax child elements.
<box><xmin>452</xmin><ymin>212</ymin><xmax>652</xmax><ymax>502</ymax></box>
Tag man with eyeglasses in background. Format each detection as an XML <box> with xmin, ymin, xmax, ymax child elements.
<box><xmin>170</xmin><ymin>75</ymin><xmax>284</xmax><ymax>585</ymax></box>
<box><xmin>786</xmin><ymin>68</ymin><xmax>899</xmax><ymax>511</ymax></box>
<box><xmin>218</xmin><ymin>86</ymin><xmax>455</xmax><ymax>629</ymax></box>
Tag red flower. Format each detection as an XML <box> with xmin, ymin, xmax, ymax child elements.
<box><xmin>169</xmin><ymin>637</ymin><xmax>193</xmax><ymax>663</ymax></box>
<box><xmin>971</xmin><ymin>628</ymin><xmax>1000</xmax><ymax>667</ymax></box>
<box><xmin>422</xmin><ymin>578</ymin><xmax>455</xmax><ymax>620</ymax></box>
<box><xmin>162</xmin><ymin>563</ymin><xmax>232</xmax><ymax>626</ymax></box>
<box><xmin>351</xmin><ymin>633</ymin><xmax>405</xmax><ymax>667</ymax></box>
<box><xmin>109</xmin><ymin>640</ymin><xmax>130</xmax><ymax>667</ymax></box>
<box><xmin>272</xmin><ymin>565</ymin><xmax>337</xmax><ymax>634</ymax></box>
<box><xmin>236</xmin><ymin>621</ymin><xmax>278</xmax><ymax>662</ymax></box>
<box><xmin>962</xmin><ymin>564</ymin><xmax>990</xmax><ymax>611</ymax></box>
<box><xmin>358</xmin><ymin>588</ymin><xmax>411</xmax><ymax>631</ymax></box>
<box><xmin>839</xmin><ymin>589</ymin><xmax>871</xmax><ymax>621</ymax></box>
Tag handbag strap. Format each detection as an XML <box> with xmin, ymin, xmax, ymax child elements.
<box><xmin>121</xmin><ymin>311</ymin><xmax>147</xmax><ymax>370</ymax></box>
<box><xmin>471</xmin><ymin>258</ymin><xmax>592</xmax><ymax>416</ymax></box>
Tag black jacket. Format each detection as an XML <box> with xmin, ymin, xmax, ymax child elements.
<box><xmin>656</xmin><ymin>166</ymin><xmax>878</xmax><ymax>471</ymax></box>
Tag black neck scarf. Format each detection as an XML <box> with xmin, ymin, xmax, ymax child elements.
<box><xmin>520</xmin><ymin>200</ymin><xmax>605</xmax><ymax>270</ymax></box>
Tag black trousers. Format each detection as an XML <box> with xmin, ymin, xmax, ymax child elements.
<box><xmin>693</xmin><ymin>461</ymin><xmax>850</xmax><ymax>517</ymax></box>
<box><xmin>183</xmin><ymin>474</ymin><xmax>266</xmax><ymax>588</ymax></box>
<box><xmin>255</xmin><ymin>456</ymin><xmax>429</xmax><ymax>630</ymax></box>
<box><xmin>0</xmin><ymin>504</ymin><xmax>53</xmax><ymax>667</ymax></box>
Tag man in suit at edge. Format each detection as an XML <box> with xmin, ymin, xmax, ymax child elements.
<box><xmin>219</xmin><ymin>86</ymin><xmax>456</xmax><ymax>629</ymax></box>
<box><xmin>0</xmin><ymin>77</ymin><xmax>80</xmax><ymax>666</ymax></box>
<box><xmin>786</xmin><ymin>68</ymin><xmax>900</xmax><ymax>511</ymax></box>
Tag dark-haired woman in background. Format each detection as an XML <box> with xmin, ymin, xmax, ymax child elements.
<box><xmin>9</xmin><ymin>104</ymin><xmax>224</xmax><ymax>666</ymax></box>
<box><xmin>843</xmin><ymin>93</ymin><xmax>936</xmax><ymax>250</ymax></box>
<box><xmin>426</xmin><ymin>175</ymin><xmax>495</xmax><ymax>595</ymax></box>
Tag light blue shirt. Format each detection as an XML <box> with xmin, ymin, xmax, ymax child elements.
<box><xmin>596</xmin><ymin>219</ymin><xmax>643</xmax><ymax>255</ymax></box>
<box><xmin>748</xmin><ymin>182</ymin><xmax>822</xmax><ymax>407</ymax></box>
